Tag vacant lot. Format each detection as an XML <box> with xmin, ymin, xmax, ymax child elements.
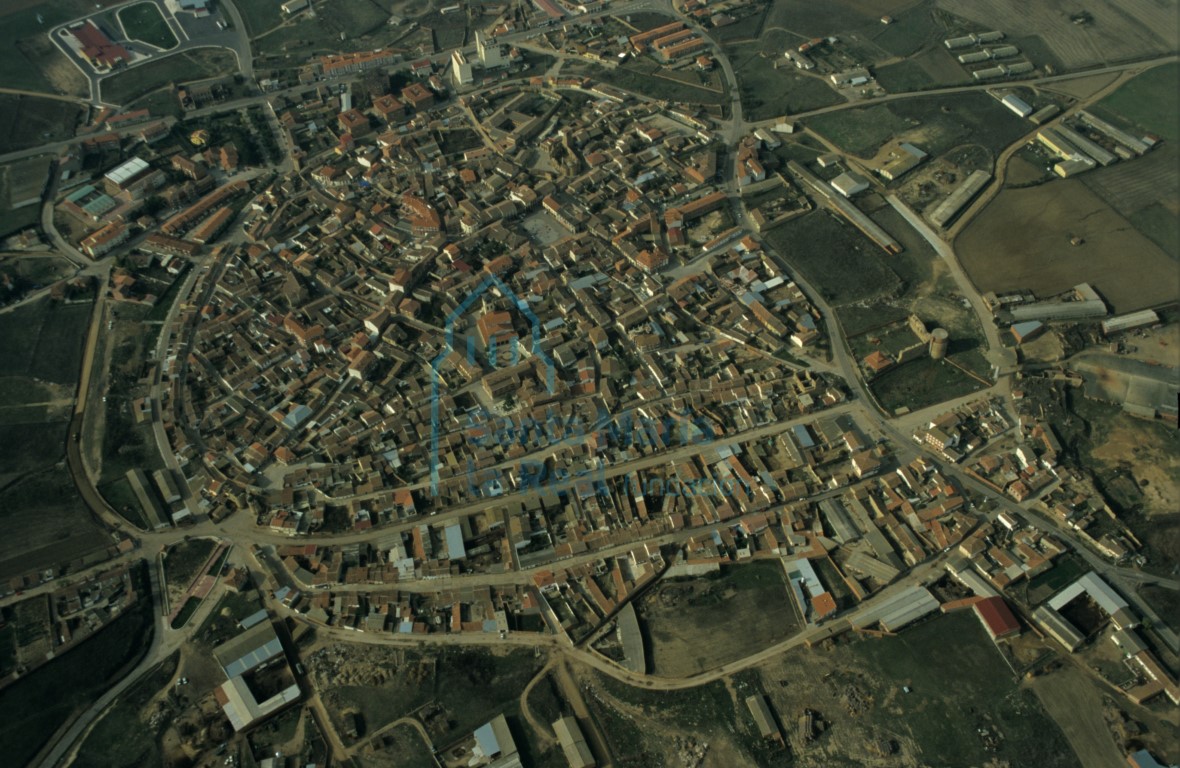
<box><xmin>117</xmin><ymin>3</ymin><xmax>177</xmax><ymax>50</ymax></box>
<box><xmin>811</xmin><ymin>92</ymin><xmax>1029</xmax><ymax>159</ymax></box>
<box><xmin>957</xmin><ymin>180</ymin><xmax>1178</xmax><ymax>312</ymax></box>
<box><xmin>319</xmin><ymin>645</ymin><xmax>544</xmax><ymax>744</ymax></box>
<box><xmin>937</xmin><ymin>0</ymin><xmax>1178</xmax><ymax>70</ymax></box>
<box><xmin>0</xmin><ymin>562</ymin><xmax>154</xmax><ymax>768</ymax></box>
<box><xmin>73</xmin><ymin>651</ymin><xmax>178</xmax><ymax>768</ymax></box>
<box><xmin>757</xmin><ymin>610</ymin><xmax>1078</xmax><ymax>766</ymax></box>
<box><xmin>0</xmin><ymin>95</ymin><xmax>83</xmax><ymax>154</ymax></box>
<box><xmin>100</xmin><ymin>48</ymin><xmax>238</xmax><ymax>105</ymax></box>
<box><xmin>163</xmin><ymin>538</ymin><xmax>217</xmax><ymax>600</ymax></box>
<box><xmin>765</xmin><ymin>210</ymin><xmax>901</xmax><ymax>305</ymax></box>
<box><xmin>565</xmin><ymin>59</ymin><xmax>728</xmax><ymax>108</ymax></box>
<box><xmin>1092</xmin><ymin>62</ymin><xmax>1179</xmax><ymax>142</ymax></box>
<box><xmin>1029</xmin><ymin>667</ymin><xmax>1124</xmax><ymax>768</ymax></box>
<box><xmin>636</xmin><ymin>561</ymin><xmax>799</xmax><ymax>676</ymax></box>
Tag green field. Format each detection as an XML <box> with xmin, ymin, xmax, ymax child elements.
<box><xmin>163</xmin><ymin>538</ymin><xmax>217</xmax><ymax>591</ymax></box>
<box><xmin>100</xmin><ymin>48</ymin><xmax>238</xmax><ymax>105</ymax></box>
<box><xmin>566</xmin><ymin>59</ymin><xmax>729</xmax><ymax>108</ymax></box>
<box><xmin>0</xmin><ymin>95</ymin><xmax>84</xmax><ymax>155</ymax></box>
<box><xmin>875</xmin><ymin>59</ymin><xmax>938</xmax><ymax>92</ymax></box>
<box><xmin>117</xmin><ymin>3</ymin><xmax>177</xmax><ymax>50</ymax></box>
<box><xmin>808</xmin><ymin>92</ymin><xmax>1029</xmax><ymax>158</ymax></box>
<box><xmin>0</xmin><ymin>562</ymin><xmax>154</xmax><ymax>768</ymax></box>
<box><xmin>727</xmin><ymin>46</ymin><xmax>844</xmax><ymax>120</ymax></box>
<box><xmin>871</xmin><ymin>356</ymin><xmax>986</xmax><ymax>413</ymax></box>
<box><xmin>764</xmin><ymin>210</ymin><xmax>901</xmax><ymax>305</ymax></box>
<box><xmin>0</xmin><ymin>0</ymin><xmax>97</xmax><ymax>95</ymax></box>
<box><xmin>72</xmin><ymin>651</ymin><xmax>178</xmax><ymax>768</ymax></box>
<box><xmin>1093</xmin><ymin>62</ymin><xmax>1180</xmax><ymax>143</ymax></box>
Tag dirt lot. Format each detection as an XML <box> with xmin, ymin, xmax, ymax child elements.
<box><xmin>635</xmin><ymin>562</ymin><xmax>800</xmax><ymax>677</ymax></box>
<box><xmin>1089</xmin><ymin>411</ymin><xmax>1180</xmax><ymax>519</ymax></box>
<box><xmin>956</xmin><ymin>179</ymin><xmax>1179</xmax><ymax>312</ymax></box>
<box><xmin>754</xmin><ymin>611</ymin><xmax>1079</xmax><ymax>767</ymax></box>
<box><xmin>1029</xmin><ymin>667</ymin><xmax>1124</xmax><ymax>768</ymax></box>
<box><xmin>937</xmin><ymin>0</ymin><xmax>1178</xmax><ymax>70</ymax></box>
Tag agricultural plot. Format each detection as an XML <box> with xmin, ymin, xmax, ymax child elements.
<box><xmin>872</xmin><ymin>355</ymin><xmax>986</xmax><ymax>412</ymax></box>
<box><xmin>72</xmin><ymin>653</ymin><xmax>179</xmax><ymax>768</ymax></box>
<box><xmin>254</xmin><ymin>0</ymin><xmax>400</xmax><ymax>59</ymax></box>
<box><xmin>0</xmin><ymin>293</ymin><xmax>105</xmax><ymax>580</ymax></box>
<box><xmin>0</xmin><ymin>563</ymin><xmax>154</xmax><ymax>768</ymax></box>
<box><xmin>635</xmin><ymin>561</ymin><xmax>799</xmax><ymax>676</ymax></box>
<box><xmin>937</xmin><ymin>0</ymin><xmax>1178</xmax><ymax>70</ymax></box>
<box><xmin>0</xmin><ymin>95</ymin><xmax>83</xmax><ymax>155</ymax></box>
<box><xmin>957</xmin><ymin>180</ymin><xmax>1179</xmax><ymax>313</ymax></box>
<box><xmin>1092</xmin><ymin>62</ymin><xmax>1180</xmax><ymax>143</ymax></box>
<box><xmin>117</xmin><ymin>2</ymin><xmax>178</xmax><ymax>50</ymax></box>
<box><xmin>1082</xmin><ymin>143</ymin><xmax>1179</xmax><ymax>258</ymax></box>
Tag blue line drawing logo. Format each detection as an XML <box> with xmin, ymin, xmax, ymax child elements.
<box><xmin>430</xmin><ymin>273</ymin><xmax>556</xmax><ymax>496</ymax></box>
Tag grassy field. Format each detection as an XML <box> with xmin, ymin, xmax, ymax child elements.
<box><xmin>0</xmin><ymin>562</ymin><xmax>154</xmax><ymax>768</ymax></box>
<box><xmin>0</xmin><ymin>293</ymin><xmax>106</xmax><ymax>579</ymax></box>
<box><xmin>957</xmin><ymin>179</ymin><xmax>1178</xmax><ymax>313</ymax></box>
<box><xmin>636</xmin><ymin>561</ymin><xmax>799</xmax><ymax>676</ymax></box>
<box><xmin>871</xmin><ymin>356</ymin><xmax>986</xmax><ymax>413</ymax></box>
<box><xmin>1082</xmin><ymin>143</ymin><xmax>1178</xmax><ymax>258</ymax></box>
<box><xmin>72</xmin><ymin>651</ymin><xmax>179</xmax><ymax>768</ymax></box>
<box><xmin>566</xmin><ymin>59</ymin><xmax>728</xmax><ymax>108</ymax></box>
<box><xmin>764</xmin><ymin>210</ymin><xmax>901</xmax><ymax>305</ymax></box>
<box><xmin>163</xmin><ymin>538</ymin><xmax>217</xmax><ymax>592</ymax></box>
<box><xmin>253</xmin><ymin>0</ymin><xmax>398</xmax><ymax>59</ymax></box>
<box><xmin>233</xmin><ymin>0</ymin><xmax>286</xmax><ymax>38</ymax></box>
<box><xmin>117</xmin><ymin>2</ymin><xmax>177</xmax><ymax>50</ymax></box>
<box><xmin>1092</xmin><ymin>62</ymin><xmax>1179</xmax><ymax>142</ymax></box>
<box><xmin>0</xmin><ymin>95</ymin><xmax>84</xmax><ymax>155</ymax></box>
<box><xmin>100</xmin><ymin>48</ymin><xmax>238</xmax><ymax>105</ymax></box>
<box><xmin>0</xmin><ymin>0</ymin><xmax>97</xmax><ymax>95</ymax></box>
<box><xmin>808</xmin><ymin>92</ymin><xmax>1029</xmax><ymax>159</ymax></box>
<box><xmin>727</xmin><ymin>47</ymin><xmax>845</xmax><ymax>120</ymax></box>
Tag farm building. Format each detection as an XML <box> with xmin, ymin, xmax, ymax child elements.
<box><xmin>1048</xmin><ymin>572</ymin><xmax>1137</xmax><ymax>630</ymax></box>
<box><xmin>849</xmin><ymin>585</ymin><xmax>940</xmax><ymax>632</ymax></box>
<box><xmin>1009</xmin><ymin>320</ymin><xmax>1045</xmax><ymax>343</ymax></box>
<box><xmin>928</xmin><ymin>170</ymin><xmax>991</xmax><ymax>229</ymax></box>
<box><xmin>1062</xmin><ymin>126</ymin><xmax>1117</xmax><ymax>166</ymax></box>
<box><xmin>830</xmin><ymin>171</ymin><xmax>870</xmax><ymax>198</ymax></box>
<box><xmin>745</xmin><ymin>695</ymin><xmax>784</xmax><ymax>743</ymax></box>
<box><xmin>1077</xmin><ymin>111</ymin><xmax>1149</xmax><ymax>155</ymax></box>
<box><xmin>1008</xmin><ymin>284</ymin><xmax>1106</xmax><ymax>322</ymax></box>
<box><xmin>1029</xmin><ymin>104</ymin><xmax>1061</xmax><ymax>124</ymax></box>
<box><xmin>553</xmin><ymin>717</ymin><xmax>596</xmax><ymax>768</ymax></box>
<box><xmin>1001</xmin><ymin>94</ymin><xmax>1033</xmax><ymax>118</ymax></box>
<box><xmin>973</xmin><ymin>596</ymin><xmax>1021</xmax><ymax>640</ymax></box>
<box><xmin>213</xmin><ymin>621</ymin><xmax>301</xmax><ymax>731</ymax></box>
<box><xmin>1033</xmin><ymin>605</ymin><xmax>1085</xmax><ymax>651</ymax></box>
<box><xmin>1101</xmin><ymin>309</ymin><xmax>1159</xmax><ymax>336</ymax></box>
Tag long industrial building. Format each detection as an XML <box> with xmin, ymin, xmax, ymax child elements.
<box><xmin>929</xmin><ymin>170</ymin><xmax>991</xmax><ymax>228</ymax></box>
<box><xmin>1077</xmin><ymin>110</ymin><xmax>1149</xmax><ymax>155</ymax></box>
<box><xmin>1008</xmin><ymin>283</ymin><xmax>1107</xmax><ymax>322</ymax></box>
<box><xmin>787</xmin><ymin>161</ymin><xmax>902</xmax><ymax>254</ymax></box>
<box><xmin>1060</xmin><ymin>126</ymin><xmax>1117</xmax><ymax>166</ymax></box>
<box><xmin>848</xmin><ymin>585</ymin><xmax>940</xmax><ymax>632</ymax></box>
<box><xmin>1102</xmin><ymin>309</ymin><xmax>1160</xmax><ymax>336</ymax></box>
<box><xmin>1048</xmin><ymin>571</ymin><xmax>1137</xmax><ymax>629</ymax></box>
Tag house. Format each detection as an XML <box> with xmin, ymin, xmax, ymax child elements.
<box><xmin>401</xmin><ymin>82</ymin><xmax>434</xmax><ymax>110</ymax></box>
<box><xmin>338</xmin><ymin>108</ymin><xmax>370</xmax><ymax>137</ymax></box>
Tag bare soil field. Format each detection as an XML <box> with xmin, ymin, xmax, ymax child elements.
<box><xmin>956</xmin><ymin>180</ymin><xmax>1179</xmax><ymax>312</ymax></box>
<box><xmin>1089</xmin><ymin>411</ymin><xmax>1180</xmax><ymax>519</ymax></box>
<box><xmin>937</xmin><ymin>0</ymin><xmax>1178</xmax><ymax>70</ymax></box>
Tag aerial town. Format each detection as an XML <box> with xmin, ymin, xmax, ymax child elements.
<box><xmin>0</xmin><ymin>1</ymin><xmax>1177</xmax><ymax>767</ymax></box>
